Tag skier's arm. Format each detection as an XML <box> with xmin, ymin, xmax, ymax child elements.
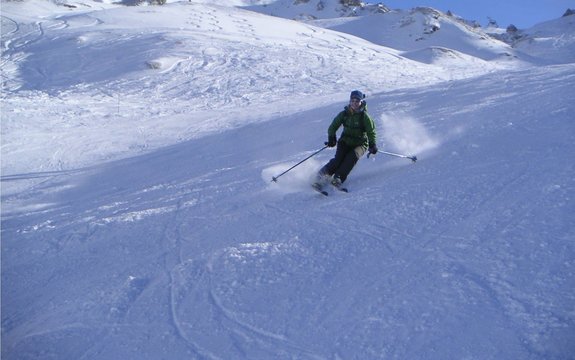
<box><xmin>328</xmin><ymin>111</ymin><xmax>345</xmax><ymax>138</ymax></box>
<box><xmin>364</xmin><ymin>113</ymin><xmax>377</xmax><ymax>147</ymax></box>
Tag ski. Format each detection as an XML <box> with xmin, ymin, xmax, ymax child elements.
<box><xmin>312</xmin><ymin>183</ymin><xmax>329</xmax><ymax>196</ymax></box>
<box><xmin>330</xmin><ymin>182</ymin><xmax>348</xmax><ymax>193</ymax></box>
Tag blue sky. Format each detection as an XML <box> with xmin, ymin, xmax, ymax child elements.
<box><xmin>368</xmin><ymin>0</ymin><xmax>575</xmax><ymax>28</ymax></box>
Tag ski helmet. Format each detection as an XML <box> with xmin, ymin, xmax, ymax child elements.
<box><xmin>350</xmin><ymin>90</ymin><xmax>365</xmax><ymax>100</ymax></box>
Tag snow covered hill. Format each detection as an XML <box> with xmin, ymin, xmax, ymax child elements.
<box><xmin>308</xmin><ymin>8</ymin><xmax>517</xmax><ymax>61</ymax></box>
<box><xmin>1</xmin><ymin>1</ymin><xmax>574</xmax><ymax>359</ymax></box>
<box><xmin>512</xmin><ymin>14</ymin><xmax>575</xmax><ymax>65</ymax></box>
<box><xmin>251</xmin><ymin>1</ymin><xmax>575</xmax><ymax>65</ymax></box>
<box><xmin>244</xmin><ymin>0</ymin><xmax>389</xmax><ymax>20</ymax></box>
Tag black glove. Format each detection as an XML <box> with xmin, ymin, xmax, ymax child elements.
<box><xmin>327</xmin><ymin>136</ymin><xmax>337</xmax><ymax>147</ymax></box>
<box><xmin>368</xmin><ymin>144</ymin><xmax>378</xmax><ymax>155</ymax></box>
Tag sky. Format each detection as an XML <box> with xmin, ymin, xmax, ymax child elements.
<box><xmin>369</xmin><ymin>0</ymin><xmax>575</xmax><ymax>28</ymax></box>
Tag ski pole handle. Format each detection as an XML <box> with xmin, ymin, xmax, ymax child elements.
<box><xmin>368</xmin><ymin>150</ymin><xmax>417</xmax><ymax>162</ymax></box>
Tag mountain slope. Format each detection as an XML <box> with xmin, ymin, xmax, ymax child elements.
<box><xmin>250</xmin><ymin>3</ymin><xmax>517</xmax><ymax>61</ymax></box>
<box><xmin>312</xmin><ymin>9</ymin><xmax>516</xmax><ymax>61</ymax></box>
<box><xmin>250</xmin><ymin>1</ymin><xmax>575</xmax><ymax>66</ymax></box>
<box><xmin>244</xmin><ymin>0</ymin><xmax>389</xmax><ymax>20</ymax></box>
<box><xmin>1</xmin><ymin>0</ymin><xmax>509</xmax><ymax>196</ymax></box>
<box><xmin>1</xmin><ymin>1</ymin><xmax>574</xmax><ymax>359</ymax></box>
<box><xmin>513</xmin><ymin>14</ymin><xmax>575</xmax><ymax>64</ymax></box>
<box><xmin>3</xmin><ymin>61</ymin><xmax>574</xmax><ymax>359</ymax></box>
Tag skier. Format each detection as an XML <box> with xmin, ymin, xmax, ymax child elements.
<box><xmin>313</xmin><ymin>90</ymin><xmax>378</xmax><ymax>191</ymax></box>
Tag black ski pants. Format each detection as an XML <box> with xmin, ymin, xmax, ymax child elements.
<box><xmin>320</xmin><ymin>141</ymin><xmax>367</xmax><ymax>183</ymax></box>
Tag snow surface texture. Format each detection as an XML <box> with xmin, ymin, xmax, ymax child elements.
<box><xmin>1</xmin><ymin>0</ymin><xmax>574</xmax><ymax>359</ymax></box>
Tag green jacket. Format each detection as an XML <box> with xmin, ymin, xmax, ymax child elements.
<box><xmin>328</xmin><ymin>104</ymin><xmax>376</xmax><ymax>148</ymax></box>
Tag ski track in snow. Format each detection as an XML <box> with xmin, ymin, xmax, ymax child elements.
<box><xmin>2</xmin><ymin>1</ymin><xmax>575</xmax><ymax>359</ymax></box>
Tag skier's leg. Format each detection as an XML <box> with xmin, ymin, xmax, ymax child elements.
<box><xmin>319</xmin><ymin>142</ymin><xmax>349</xmax><ymax>176</ymax></box>
<box><xmin>334</xmin><ymin>145</ymin><xmax>366</xmax><ymax>183</ymax></box>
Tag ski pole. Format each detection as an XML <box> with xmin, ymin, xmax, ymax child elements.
<box><xmin>368</xmin><ymin>150</ymin><xmax>417</xmax><ymax>163</ymax></box>
<box><xmin>271</xmin><ymin>145</ymin><xmax>328</xmax><ymax>182</ymax></box>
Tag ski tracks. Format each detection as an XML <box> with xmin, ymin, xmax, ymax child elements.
<box><xmin>163</xmin><ymin>186</ymin><xmax>420</xmax><ymax>358</ymax></box>
<box><xmin>163</xmin><ymin>194</ymin><xmax>340</xmax><ymax>358</ymax></box>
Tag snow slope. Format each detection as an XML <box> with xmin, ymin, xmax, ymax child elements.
<box><xmin>309</xmin><ymin>9</ymin><xmax>517</xmax><ymax>61</ymax></box>
<box><xmin>2</xmin><ymin>1</ymin><xmax>574</xmax><ymax>359</ymax></box>
<box><xmin>257</xmin><ymin>3</ymin><xmax>574</xmax><ymax>66</ymax></box>
<box><xmin>1</xmin><ymin>0</ymin><xmax>443</xmax><ymax>195</ymax></box>
<box><xmin>244</xmin><ymin>0</ymin><xmax>388</xmax><ymax>20</ymax></box>
<box><xmin>513</xmin><ymin>14</ymin><xmax>575</xmax><ymax>65</ymax></box>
